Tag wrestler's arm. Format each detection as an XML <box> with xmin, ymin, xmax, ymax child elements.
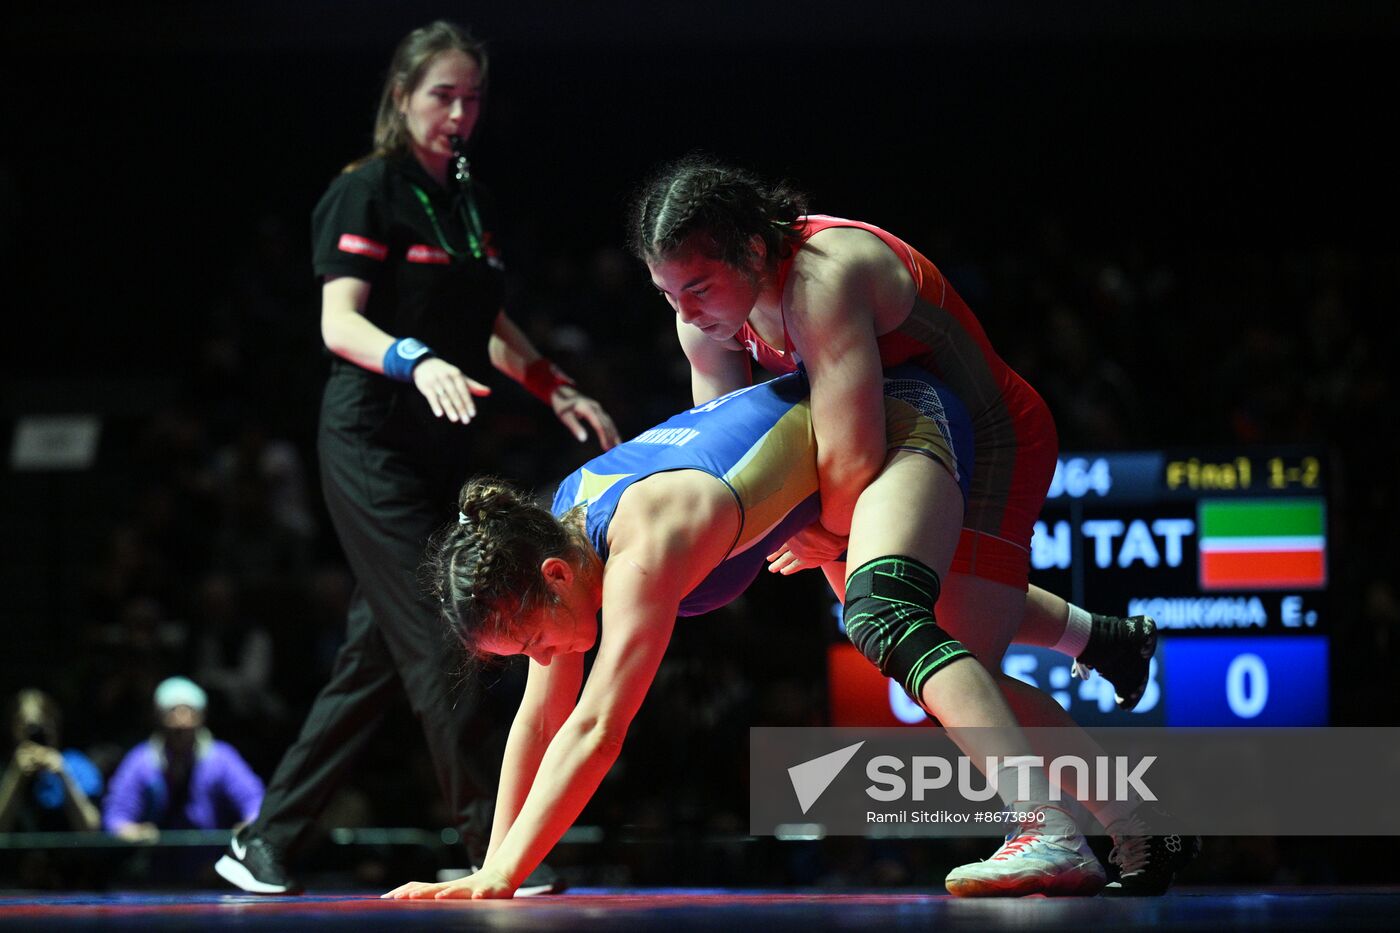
<box><xmin>485</xmin><ymin>650</ymin><xmax>585</xmax><ymax>862</ymax></box>
<box><xmin>388</xmin><ymin>473</ymin><xmax>738</xmax><ymax>899</ymax></box>
<box><xmin>480</xmin><ymin>476</ymin><xmax>736</xmax><ymax>890</ymax></box>
<box><xmin>784</xmin><ymin>248</ymin><xmax>887</xmax><ymax>537</ymax></box>
<box><xmin>677</xmin><ymin>315</ymin><xmax>752</xmax><ymax>405</ymax></box>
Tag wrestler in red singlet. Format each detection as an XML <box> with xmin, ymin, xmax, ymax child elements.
<box><xmin>735</xmin><ymin>215</ymin><xmax>1059</xmax><ymax>589</ymax></box>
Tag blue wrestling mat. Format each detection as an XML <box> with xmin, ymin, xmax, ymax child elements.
<box><xmin>3</xmin><ymin>888</ymin><xmax>1399</xmax><ymax>931</ymax></box>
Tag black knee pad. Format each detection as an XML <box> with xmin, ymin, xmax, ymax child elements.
<box><xmin>843</xmin><ymin>555</ymin><xmax>973</xmax><ymax>702</ymax></box>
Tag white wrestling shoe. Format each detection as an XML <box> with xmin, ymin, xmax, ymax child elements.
<box><xmin>944</xmin><ymin>806</ymin><xmax>1107</xmax><ymax>898</ymax></box>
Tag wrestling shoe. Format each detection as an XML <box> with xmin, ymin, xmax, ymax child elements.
<box><xmin>215</xmin><ymin>827</ymin><xmax>302</xmax><ymax>894</ymax></box>
<box><xmin>1103</xmin><ymin>807</ymin><xmax>1201</xmax><ymax>896</ymax></box>
<box><xmin>1072</xmin><ymin>614</ymin><xmax>1158</xmax><ymax>711</ymax></box>
<box><xmin>944</xmin><ymin>806</ymin><xmax>1106</xmax><ymax>897</ymax></box>
<box><xmin>445</xmin><ymin>861</ymin><xmax>566</xmax><ymax>897</ymax></box>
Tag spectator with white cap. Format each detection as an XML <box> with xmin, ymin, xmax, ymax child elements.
<box><xmin>102</xmin><ymin>676</ymin><xmax>264</xmax><ymax>842</ymax></box>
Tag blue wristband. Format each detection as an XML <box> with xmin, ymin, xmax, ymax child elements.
<box><xmin>383</xmin><ymin>338</ymin><xmax>434</xmax><ymax>382</ymax></box>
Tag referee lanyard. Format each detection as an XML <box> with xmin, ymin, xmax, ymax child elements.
<box><xmin>409</xmin><ymin>181</ymin><xmax>486</xmax><ymax>261</ymax></box>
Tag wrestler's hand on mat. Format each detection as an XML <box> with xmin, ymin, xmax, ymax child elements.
<box><xmin>382</xmin><ymin>865</ymin><xmax>517</xmax><ymax>900</ymax></box>
<box><xmin>414</xmin><ymin>357</ymin><xmax>493</xmax><ymax>425</ymax></box>
<box><xmin>767</xmin><ymin>522</ymin><xmax>848</xmax><ymax>575</ymax></box>
<box><xmin>552</xmin><ymin>385</ymin><xmax>621</xmax><ymax>450</ymax></box>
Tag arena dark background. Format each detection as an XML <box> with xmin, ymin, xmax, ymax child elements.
<box><xmin>3</xmin><ymin>1</ymin><xmax>1397</xmax><ymax>888</ymax></box>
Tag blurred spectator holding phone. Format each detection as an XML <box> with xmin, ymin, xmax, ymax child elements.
<box><xmin>0</xmin><ymin>689</ymin><xmax>102</xmax><ymax>833</ymax></box>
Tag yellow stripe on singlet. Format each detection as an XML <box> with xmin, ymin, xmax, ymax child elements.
<box><xmin>719</xmin><ymin>394</ymin><xmax>959</xmax><ymax>557</ymax></box>
<box><xmin>573</xmin><ymin>468</ymin><xmax>633</xmax><ymax>506</ymax></box>
<box><xmin>723</xmin><ymin>402</ymin><xmax>820</xmax><ymax>555</ymax></box>
<box><xmin>883</xmin><ymin>397</ymin><xmax>959</xmax><ymax>481</ymax></box>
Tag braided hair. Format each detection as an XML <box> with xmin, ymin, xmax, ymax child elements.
<box><xmin>628</xmin><ymin>153</ymin><xmax>808</xmax><ymax>272</ymax></box>
<box><xmin>428</xmin><ymin>478</ymin><xmax>590</xmax><ymax>658</ymax></box>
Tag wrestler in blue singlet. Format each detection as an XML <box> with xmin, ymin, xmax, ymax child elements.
<box><xmin>551</xmin><ymin>365</ymin><xmax>974</xmax><ymax>616</ymax></box>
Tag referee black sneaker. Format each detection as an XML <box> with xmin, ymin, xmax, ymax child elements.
<box><xmin>1071</xmin><ymin>614</ymin><xmax>1158</xmax><ymax>711</ymax></box>
<box><xmin>215</xmin><ymin>827</ymin><xmax>302</xmax><ymax>895</ymax></box>
<box><xmin>1103</xmin><ymin>806</ymin><xmax>1201</xmax><ymax>896</ymax></box>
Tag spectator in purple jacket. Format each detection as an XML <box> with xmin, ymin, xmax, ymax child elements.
<box><xmin>103</xmin><ymin>677</ymin><xmax>264</xmax><ymax>841</ymax></box>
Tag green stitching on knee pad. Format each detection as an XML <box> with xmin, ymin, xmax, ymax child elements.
<box><xmin>888</xmin><ymin>627</ymin><xmax>973</xmax><ymax>700</ymax></box>
<box><xmin>843</xmin><ymin>555</ymin><xmax>973</xmax><ymax>701</ymax></box>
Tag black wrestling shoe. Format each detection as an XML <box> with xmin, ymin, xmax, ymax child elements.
<box><xmin>1102</xmin><ymin>806</ymin><xmax>1201</xmax><ymax>896</ymax></box>
<box><xmin>1072</xmin><ymin>615</ymin><xmax>1158</xmax><ymax>711</ymax></box>
<box><xmin>448</xmin><ymin>862</ymin><xmax>565</xmax><ymax>897</ymax></box>
<box><xmin>215</xmin><ymin>827</ymin><xmax>303</xmax><ymax>895</ymax></box>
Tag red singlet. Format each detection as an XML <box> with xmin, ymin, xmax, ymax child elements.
<box><xmin>734</xmin><ymin>215</ymin><xmax>1058</xmax><ymax>589</ymax></box>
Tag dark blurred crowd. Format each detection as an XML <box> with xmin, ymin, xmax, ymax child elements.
<box><xmin>6</xmin><ymin>202</ymin><xmax>1397</xmax><ymax>888</ymax></box>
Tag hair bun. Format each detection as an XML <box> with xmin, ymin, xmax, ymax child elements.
<box><xmin>458</xmin><ymin>477</ymin><xmax>525</xmax><ymax>527</ymax></box>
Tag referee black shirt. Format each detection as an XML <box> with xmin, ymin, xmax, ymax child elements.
<box><xmin>311</xmin><ymin>152</ymin><xmax>506</xmax><ymax>461</ymax></box>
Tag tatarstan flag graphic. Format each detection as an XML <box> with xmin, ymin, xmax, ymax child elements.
<box><xmin>1198</xmin><ymin>498</ymin><xmax>1326</xmax><ymax>590</ymax></box>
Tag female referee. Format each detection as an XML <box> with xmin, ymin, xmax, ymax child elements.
<box><xmin>215</xmin><ymin>21</ymin><xmax>618</xmax><ymax>897</ymax></box>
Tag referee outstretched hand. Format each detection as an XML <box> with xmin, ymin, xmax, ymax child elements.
<box><xmin>414</xmin><ymin>357</ymin><xmax>492</xmax><ymax>425</ymax></box>
<box><xmin>551</xmin><ymin>385</ymin><xmax>621</xmax><ymax>450</ymax></box>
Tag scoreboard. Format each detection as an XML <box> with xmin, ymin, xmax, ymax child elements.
<box><xmin>827</xmin><ymin>448</ymin><xmax>1330</xmax><ymax>728</ymax></box>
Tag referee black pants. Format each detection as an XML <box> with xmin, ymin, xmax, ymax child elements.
<box><xmin>251</xmin><ymin>402</ymin><xmax>493</xmax><ymax>859</ymax></box>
